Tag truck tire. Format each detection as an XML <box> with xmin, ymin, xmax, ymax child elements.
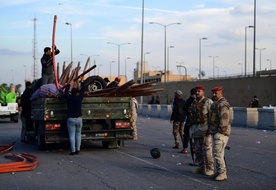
<box><xmin>37</xmin><ymin>132</ymin><xmax>46</xmax><ymax>150</ymax></box>
<box><xmin>102</xmin><ymin>140</ymin><xmax>119</xmax><ymax>149</ymax></box>
<box><xmin>84</xmin><ymin>76</ymin><xmax>106</xmax><ymax>92</ymax></box>
<box><xmin>11</xmin><ymin>115</ymin><xmax>19</xmax><ymax>123</ymax></box>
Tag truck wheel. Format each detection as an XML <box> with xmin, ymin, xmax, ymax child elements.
<box><xmin>84</xmin><ymin>76</ymin><xmax>106</xmax><ymax>92</ymax></box>
<box><xmin>102</xmin><ymin>140</ymin><xmax>119</xmax><ymax>149</ymax></box>
<box><xmin>37</xmin><ymin>133</ymin><xmax>46</xmax><ymax>150</ymax></box>
<box><xmin>13</xmin><ymin>115</ymin><xmax>19</xmax><ymax>123</ymax></box>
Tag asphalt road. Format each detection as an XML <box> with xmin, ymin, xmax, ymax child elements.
<box><xmin>0</xmin><ymin>117</ymin><xmax>275</xmax><ymax>190</ymax></box>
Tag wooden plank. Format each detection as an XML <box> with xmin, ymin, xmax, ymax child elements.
<box><xmin>104</xmin><ymin>80</ymin><xmax>135</xmax><ymax>97</ymax></box>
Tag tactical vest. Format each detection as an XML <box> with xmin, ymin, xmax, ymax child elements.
<box><xmin>210</xmin><ymin>101</ymin><xmax>220</xmax><ymax>126</ymax></box>
<box><xmin>188</xmin><ymin>97</ymin><xmax>208</xmax><ymax>125</ymax></box>
<box><xmin>209</xmin><ymin>97</ymin><xmax>231</xmax><ymax>134</ymax></box>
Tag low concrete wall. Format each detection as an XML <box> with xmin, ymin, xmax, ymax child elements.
<box><xmin>258</xmin><ymin>108</ymin><xmax>276</xmax><ymax>130</ymax></box>
<box><xmin>138</xmin><ymin>104</ymin><xmax>276</xmax><ymax>130</ymax></box>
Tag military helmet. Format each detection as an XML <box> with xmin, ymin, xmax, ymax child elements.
<box><xmin>150</xmin><ymin>148</ymin><xmax>161</xmax><ymax>159</ymax></box>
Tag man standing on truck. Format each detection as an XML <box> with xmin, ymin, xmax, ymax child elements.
<box><xmin>65</xmin><ymin>81</ymin><xmax>85</xmax><ymax>155</ymax></box>
<box><xmin>20</xmin><ymin>81</ymin><xmax>33</xmax><ymax>143</ymax></box>
<box><xmin>41</xmin><ymin>46</ymin><xmax>60</xmax><ymax>85</ymax></box>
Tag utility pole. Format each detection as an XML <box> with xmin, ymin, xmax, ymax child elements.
<box><xmin>32</xmin><ymin>17</ymin><xmax>38</xmax><ymax>80</ymax></box>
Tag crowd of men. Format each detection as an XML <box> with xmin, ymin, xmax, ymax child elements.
<box><xmin>170</xmin><ymin>85</ymin><xmax>231</xmax><ymax>181</ymax></box>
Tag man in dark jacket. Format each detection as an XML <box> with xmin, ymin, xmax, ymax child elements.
<box><xmin>20</xmin><ymin>81</ymin><xmax>33</xmax><ymax>143</ymax></box>
<box><xmin>170</xmin><ymin>90</ymin><xmax>186</xmax><ymax>151</ymax></box>
<box><xmin>182</xmin><ymin>88</ymin><xmax>197</xmax><ymax>154</ymax></box>
<box><xmin>248</xmin><ymin>95</ymin><xmax>262</xmax><ymax>108</ymax></box>
<box><xmin>41</xmin><ymin>46</ymin><xmax>60</xmax><ymax>85</ymax></box>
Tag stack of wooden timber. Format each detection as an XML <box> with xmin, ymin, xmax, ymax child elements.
<box><xmin>86</xmin><ymin>80</ymin><xmax>164</xmax><ymax>97</ymax></box>
<box><xmin>56</xmin><ymin>59</ymin><xmax>164</xmax><ymax>97</ymax></box>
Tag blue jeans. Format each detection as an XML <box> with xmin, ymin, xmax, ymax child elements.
<box><xmin>67</xmin><ymin>118</ymin><xmax>83</xmax><ymax>153</ymax></box>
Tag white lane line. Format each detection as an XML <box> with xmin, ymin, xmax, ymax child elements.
<box><xmin>114</xmin><ymin>149</ymin><xmax>218</xmax><ymax>188</ymax></box>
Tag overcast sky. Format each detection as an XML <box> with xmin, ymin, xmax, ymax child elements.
<box><xmin>0</xmin><ymin>0</ymin><xmax>275</xmax><ymax>86</ymax></box>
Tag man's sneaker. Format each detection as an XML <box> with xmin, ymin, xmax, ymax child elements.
<box><xmin>205</xmin><ymin>169</ymin><xmax>214</xmax><ymax>176</ymax></box>
<box><xmin>215</xmin><ymin>172</ymin><xmax>227</xmax><ymax>181</ymax></box>
<box><xmin>172</xmin><ymin>145</ymin><xmax>179</xmax><ymax>149</ymax></box>
<box><xmin>192</xmin><ymin>167</ymin><xmax>204</xmax><ymax>174</ymax></box>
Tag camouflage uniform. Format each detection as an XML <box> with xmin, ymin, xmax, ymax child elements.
<box><xmin>189</xmin><ymin>96</ymin><xmax>213</xmax><ymax>173</ymax></box>
<box><xmin>208</xmin><ymin>97</ymin><xmax>231</xmax><ymax>179</ymax></box>
<box><xmin>172</xmin><ymin>121</ymin><xmax>184</xmax><ymax>148</ymax></box>
<box><xmin>131</xmin><ymin>98</ymin><xmax>138</xmax><ymax>140</ymax></box>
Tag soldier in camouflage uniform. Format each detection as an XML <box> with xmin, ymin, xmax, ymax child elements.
<box><xmin>189</xmin><ymin>85</ymin><xmax>214</xmax><ymax>175</ymax></box>
<box><xmin>207</xmin><ymin>86</ymin><xmax>231</xmax><ymax>181</ymax></box>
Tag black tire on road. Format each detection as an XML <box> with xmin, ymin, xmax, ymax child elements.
<box><xmin>102</xmin><ymin>140</ymin><xmax>119</xmax><ymax>149</ymax></box>
<box><xmin>11</xmin><ymin>115</ymin><xmax>18</xmax><ymax>123</ymax></box>
<box><xmin>83</xmin><ymin>76</ymin><xmax>106</xmax><ymax>92</ymax></box>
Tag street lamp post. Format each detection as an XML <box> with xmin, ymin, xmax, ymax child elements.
<box><xmin>80</xmin><ymin>54</ymin><xmax>100</xmax><ymax>76</ymax></box>
<box><xmin>253</xmin><ymin>0</ymin><xmax>257</xmax><ymax>77</ymax></box>
<box><xmin>256</xmin><ymin>48</ymin><xmax>266</xmax><ymax>71</ymax></box>
<box><xmin>215</xmin><ymin>66</ymin><xmax>219</xmax><ymax>77</ymax></box>
<box><xmin>124</xmin><ymin>57</ymin><xmax>131</xmax><ymax>82</ymax></box>
<box><xmin>98</xmin><ymin>64</ymin><xmax>102</xmax><ymax>75</ymax></box>
<box><xmin>199</xmin><ymin>37</ymin><xmax>208</xmax><ymax>79</ymax></box>
<box><xmin>267</xmin><ymin>59</ymin><xmax>272</xmax><ymax>70</ymax></box>
<box><xmin>143</xmin><ymin>52</ymin><xmax>150</xmax><ymax>83</ymax></box>
<box><xmin>176</xmin><ymin>64</ymin><xmax>187</xmax><ymax>80</ymax></box>
<box><xmin>167</xmin><ymin>46</ymin><xmax>174</xmax><ymax>82</ymax></box>
<box><xmin>65</xmin><ymin>22</ymin><xmax>73</xmax><ymax>63</ymax></box>
<box><xmin>238</xmin><ymin>63</ymin><xmax>243</xmax><ymax>75</ymax></box>
<box><xmin>223</xmin><ymin>70</ymin><xmax>227</xmax><ymax>77</ymax></box>
<box><xmin>149</xmin><ymin>22</ymin><xmax>181</xmax><ymax>82</ymax></box>
<box><xmin>107</xmin><ymin>42</ymin><xmax>131</xmax><ymax>76</ymax></box>
<box><xmin>209</xmin><ymin>56</ymin><xmax>218</xmax><ymax>79</ymax></box>
<box><xmin>109</xmin><ymin>61</ymin><xmax>115</xmax><ymax>80</ymax></box>
<box><xmin>245</xmin><ymin>25</ymin><xmax>254</xmax><ymax>76</ymax></box>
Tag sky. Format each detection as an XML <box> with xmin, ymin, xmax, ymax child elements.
<box><xmin>0</xmin><ymin>0</ymin><xmax>275</xmax><ymax>87</ymax></box>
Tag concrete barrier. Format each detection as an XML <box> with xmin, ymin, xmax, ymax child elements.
<box><xmin>141</xmin><ymin>104</ymin><xmax>152</xmax><ymax>117</ymax></box>
<box><xmin>160</xmin><ymin>105</ymin><xmax>172</xmax><ymax>119</ymax></box>
<box><xmin>232</xmin><ymin>107</ymin><xmax>247</xmax><ymax>127</ymax></box>
<box><xmin>258</xmin><ymin>108</ymin><xmax>276</xmax><ymax>130</ymax></box>
<box><xmin>138</xmin><ymin>104</ymin><xmax>276</xmax><ymax>130</ymax></box>
<box><xmin>232</xmin><ymin>108</ymin><xmax>258</xmax><ymax>127</ymax></box>
<box><xmin>151</xmin><ymin>104</ymin><xmax>161</xmax><ymax>118</ymax></box>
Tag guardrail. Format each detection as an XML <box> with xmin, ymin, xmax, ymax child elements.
<box><xmin>138</xmin><ymin>104</ymin><xmax>276</xmax><ymax>130</ymax></box>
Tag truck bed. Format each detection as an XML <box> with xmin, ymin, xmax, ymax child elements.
<box><xmin>31</xmin><ymin>96</ymin><xmax>134</xmax><ymax>148</ymax></box>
